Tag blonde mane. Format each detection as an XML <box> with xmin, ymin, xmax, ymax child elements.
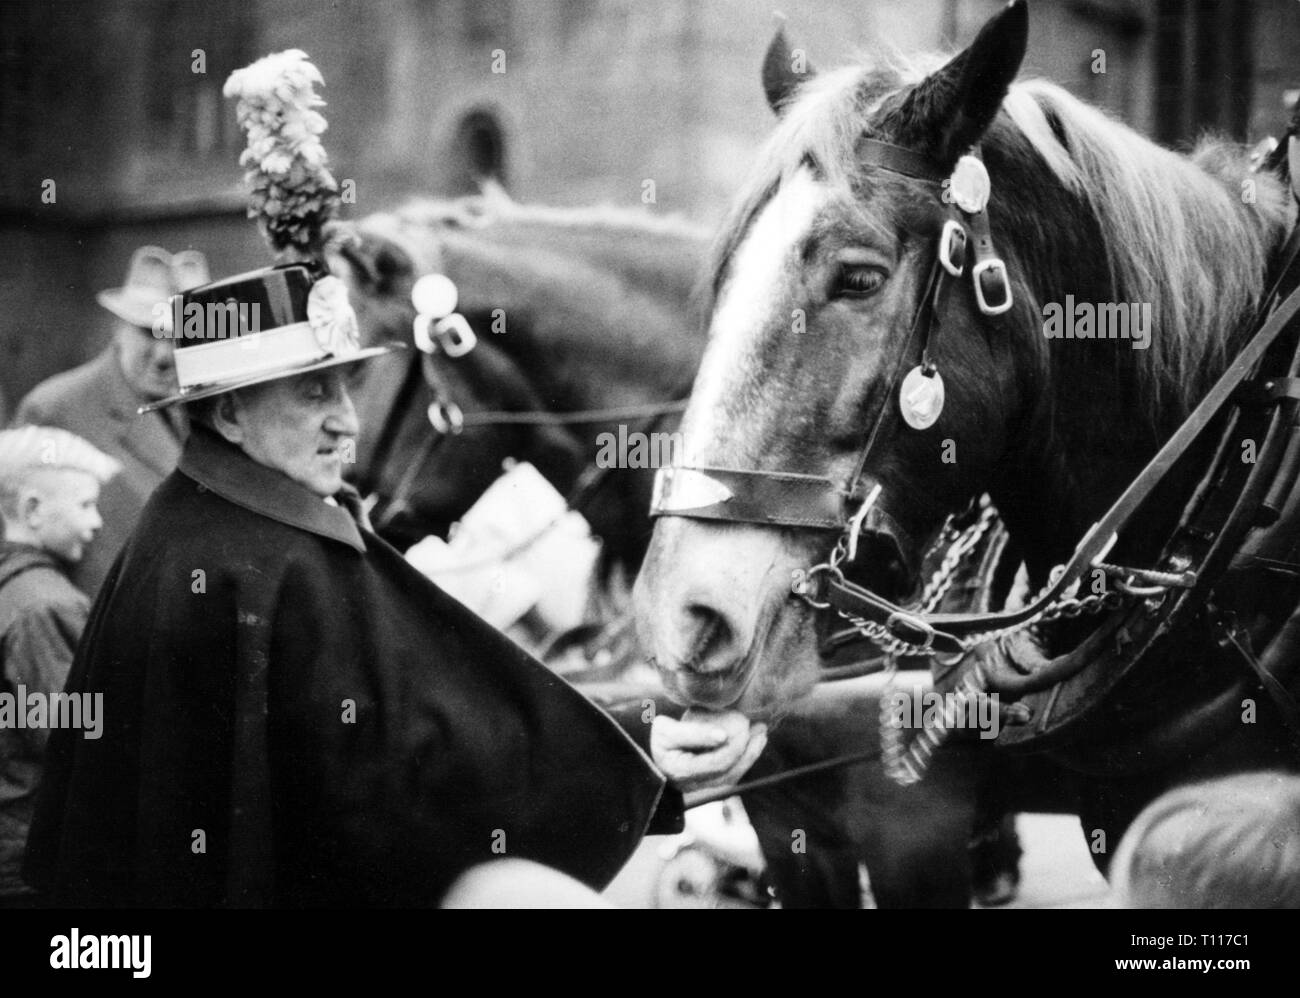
<box><xmin>711</xmin><ymin>62</ymin><xmax>1293</xmax><ymax>421</ymax></box>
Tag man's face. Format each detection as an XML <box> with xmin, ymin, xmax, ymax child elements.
<box><xmin>26</xmin><ymin>469</ymin><xmax>104</xmax><ymax>565</ymax></box>
<box><xmin>226</xmin><ymin>368</ymin><xmax>360</xmax><ymax>498</ymax></box>
<box><xmin>114</xmin><ymin>320</ymin><xmax>176</xmax><ymax>400</ymax></box>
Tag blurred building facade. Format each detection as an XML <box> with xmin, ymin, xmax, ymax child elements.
<box><xmin>1</xmin><ymin>0</ymin><xmax>1297</xmax><ymax>410</ymax></box>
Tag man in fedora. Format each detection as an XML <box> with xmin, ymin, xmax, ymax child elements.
<box><xmin>22</xmin><ymin>261</ymin><xmax>766</xmax><ymax>906</ymax></box>
<box><xmin>12</xmin><ymin>246</ymin><xmax>210</xmax><ymax>597</ymax></box>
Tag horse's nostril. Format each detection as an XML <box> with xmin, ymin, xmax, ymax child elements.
<box><xmin>680</xmin><ymin>603</ymin><xmax>734</xmax><ymax>674</ymax></box>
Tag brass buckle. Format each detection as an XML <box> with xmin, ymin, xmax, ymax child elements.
<box><xmin>427</xmin><ymin>400</ymin><xmax>465</xmax><ymax>435</ymax></box>
<box><xmin>412</xmin><ymin>313</ymin><xmax>437</xmax><ymax>354</ymax></box>
<box><xmin>435</xmin><ymin>314</ymin><xmax>477</xmax><ymax>357</ymax></box>
<box><xmin>972</xmin><ymin>258</ymin><xmax>1013</xmax><ymax>316</ymax></box>
<box><xmin>938</xmin><ymin>220</ymin><xmax>967</xmax><ymax>278</ymax></box>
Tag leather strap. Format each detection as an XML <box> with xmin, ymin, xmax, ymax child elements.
<box><xmin>817</xmin><ymin>280</ymin><xmax>1300</xmax><ymax>643</ymax></box>
<box><xmin>650</xmin><ymin>464</ymin><xmax>922</xmax><ymax>575</ymax></box>
<box><xmin>847</xmin><ymin>251</ymin><xmax>946</xmax><ymax>491</ymax></box>
<box><xmin>823</xmin><ymin>575</ymin><xmax>966</xmax><ymax>655</ymax></box>
<box><xmin>857</xmin><ymin>138</ymin><xmax>947</xmax><ymax>183</ymax></box>
<box><xmin>1268</xmin><ymin>376</ymin><xmax>1300</xmax><ymax>401</ymax></box>
<box><xmin>652</xmin><ymin>140</ymin><xmax>991</xmax><ymax>612</ymax></box>
<box><xmin>967</xmin><ymin>203</ymin><xmax>1012</xmax><ymax>315</ymax></box>
<box><xmin>650</xmin><ymin>464</ymin><xmax>904</xmax><ymax>537</ymax></box>
<box><xmin>1213</xmin><ymin>610</ymin><xmax>1300</xmax><ymax>738</ymax></box>
<box><xmin>652</xmin><ymin>466</ymin><xmax>848</xmax><ymax>529</ymax></box>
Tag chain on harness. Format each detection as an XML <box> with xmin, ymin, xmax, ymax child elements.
<box><xmin>652</xmin><ymin>138</ymin><xmax>1066</xmax><ymax>783</ymax></box>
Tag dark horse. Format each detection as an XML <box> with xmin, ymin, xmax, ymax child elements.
<box><xmin>329</xmin><ymin>190</ymin><xmax>705</xmax><ymax>567</ymax></box>
<box><xmin>635</xmin><ymin>0</ymin><xmax>1300</xmax><ymax>876</ymax></box>
<box><xmin>329</xmin><ymin>192</ymin><xmax>1029</xmax><ymax>906</ymax></box>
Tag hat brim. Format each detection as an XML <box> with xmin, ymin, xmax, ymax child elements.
<box><xmin>138</xmin><ymin>344</ymin><xmax>400</xmax><ymax>413</ymax></box>
<box><xmin>98</xmin><ymin>288</ymin><xmax>170</xmax><ymax>329</ymax></box>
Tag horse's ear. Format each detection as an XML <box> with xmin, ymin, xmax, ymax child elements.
<box><xmin>326</xmin><ymin>221</ymin><xmax>416</xmax><ymax>297</ymax></box>
<box><xmin>762</xmin><ymin>21</ymin><xmax>816</xmax><ymax>115</ymax></box>
<box><xmin>325</xmin><ymin>224</ymin><xmax>371</xmax><ymax>290</ymax></box>
<box><xmin>889</xmin><ymin>0</ymin><xmax>1028</xmax><ymax>165</ymax></box>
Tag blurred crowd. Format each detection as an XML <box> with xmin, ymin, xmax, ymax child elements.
<box><xmin>1</xmin><ymin>245</ymin><xmax>204</xmax><ymax>903</ymax></box>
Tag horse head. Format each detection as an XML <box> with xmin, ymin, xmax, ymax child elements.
<box><xmin>327</xmin><ymin>201</ymin><xmax>588</xmax><ymax>547</ymax></box>
<box><xmin>328</xmin><ymin>193</ymin><xmax>710</xmax><ymax>559</ymax></box>
<box><xmin>634</xmin><ymin>0</ymin><xmax>1290</xmax><ymax>716</ymax></box>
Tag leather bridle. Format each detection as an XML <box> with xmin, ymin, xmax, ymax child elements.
<box><xmin>650</xmin><ymin>136</ymin><xmax>1017</xmax><ymax>644</ymax></box>
<box><xmin>363</xmin><ymin>289</ymin><xmax>691</xmax><ymax>534</ymax></box>
<box><xmin>650</xmin><ymin>131</ymin><xmax>1300</xmax><ymax>665</ymax></box>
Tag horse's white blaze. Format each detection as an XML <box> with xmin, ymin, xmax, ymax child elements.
<box><xmin>684</xmin><ymin>167</ymin><xmax>827</xmax><ymax>465</ymax></box>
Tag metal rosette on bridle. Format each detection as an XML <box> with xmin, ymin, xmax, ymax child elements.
<box><xmin>409</xmin><ymin>273</ymin><xmax>478</xmax><ymax>435</ymax></box>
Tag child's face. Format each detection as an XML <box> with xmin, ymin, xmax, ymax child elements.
<box><xmin>27</xmin><ymin>469</ymin><xmax>104</xmax><ymax>565</ymax></box>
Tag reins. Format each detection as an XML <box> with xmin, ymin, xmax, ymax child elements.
<box><xmin>429</xmin><ymin>398</ymin><xmax>688</xmax><ymax>431</ymax></box>
<box><xmin>816</xmin><ymin>279</ymin><xmax>1300</xmax><ymax>657</ymax></box>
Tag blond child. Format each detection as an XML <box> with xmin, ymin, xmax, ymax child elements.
<box><xmin>0</xmin><ymin>426</ymin><xmax>118</xmax><ymax>904</ymax></box>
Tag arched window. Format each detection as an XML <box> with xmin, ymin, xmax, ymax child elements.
<box><xmin>448</xmin><ymin>110</ymin><xmax>507</xmax><ymax>195</ymax></box>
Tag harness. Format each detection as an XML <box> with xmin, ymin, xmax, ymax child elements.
<box><xmin>359</xmin><ymin>275</ymin><xmax>689</xmax><ymax>536</ymax></box>
<box><xmin>651</xmin><ymin>137</ymin><xmax>1015</xmax><ymax>622</ymax></box>
<box><xmin>650</xmin><ymin>129</ymin><xmax>1300</xmax><ymax>784</ymax></box>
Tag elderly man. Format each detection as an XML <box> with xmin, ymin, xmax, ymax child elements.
<box><xmin>0</xmin><ymin>427</ymin><xmax>118</xmax><ymax>905</ymax></box>
<box><xmin>24</xmin><ymin>263</ymin><xmax>764</xmax><ymax>907</ymax></box>
<box><xmin>13</xmin><ymin>246</ymin><xmax>209</xmax><ymax>597</ymax></box>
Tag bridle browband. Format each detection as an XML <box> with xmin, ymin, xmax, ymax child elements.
<box><xmin>650</xmin><ymin>135</ymin><xmax>1015</xmax><ymax>626</ymax></box>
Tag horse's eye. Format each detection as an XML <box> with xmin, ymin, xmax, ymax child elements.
<box><xmin>834</xmin><ymin>264</ymin><xmax>887</xmax><ymax>298</ymax></box>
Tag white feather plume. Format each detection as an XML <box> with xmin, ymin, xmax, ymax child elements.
<box><xmin>224</xmin><ymin>49</ymin><xmax>339</xmax><ymax>260</ymax></box>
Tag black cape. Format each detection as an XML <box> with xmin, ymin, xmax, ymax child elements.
<box><xmin>25</xmin><ymin>428</ymin><xmax>667</xmax><ymax>906</ymax></box>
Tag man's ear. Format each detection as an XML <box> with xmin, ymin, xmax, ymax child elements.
<box><xmin>209</xmin><ymin>393</ymin><xmax>245</xmax><ymax>446</ymax></box>
<box><xmin>17</xmin><ymin>487</ymin><xmax>44</xmax><ymax>527</ymax></box>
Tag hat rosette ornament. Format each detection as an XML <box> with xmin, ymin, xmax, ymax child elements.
<box><xmin>306</xmin><ymin>275</ymin><xmax>361</xmax><ymax>355</ymax></box>
<box><xmin>139</xmin><ymin>50</ymin><xmax>392</xmax><ymax>413</ymax></box>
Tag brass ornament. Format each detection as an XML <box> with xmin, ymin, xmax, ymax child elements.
<box><xmin>899</xmin><ymin>365</ymin><xmax>945</xmax><ymax>430</ymax></box>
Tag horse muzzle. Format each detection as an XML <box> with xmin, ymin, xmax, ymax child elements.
<box><xmin>634</xmin><ymin>516</ymin><xmax>823</xmax><ymax>714</ymax></box>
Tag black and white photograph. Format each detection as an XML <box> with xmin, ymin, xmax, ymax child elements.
<box><xmin>0</xmin><ymin>0</ymin><xmax>1297</xmax><ymax>973</ymax></box>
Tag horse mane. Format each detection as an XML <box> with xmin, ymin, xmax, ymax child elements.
<box><xmin>999</xmin><ymin>81</ymin><xmax>1291</xmax><ymax>414</ymax></box>
<box><xmin>710</xmin><ymin>61</ymin><xmax>1293</xmax><ymax>423</ymax></box>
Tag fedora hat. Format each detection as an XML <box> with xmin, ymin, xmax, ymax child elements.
<box><xmin>96</xmin><ymin>246</ymin><xmax>211</xmax><ymax>329</ymax></box>
<box><xmin>139</xmin><ymin>261</ymin><xmax>394</xmax><ymax>412</ymax></box>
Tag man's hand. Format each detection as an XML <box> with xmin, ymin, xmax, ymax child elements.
<box><xmin>651</xmin><ymin>708</ymin><xmax>768</xmax><ymax>794</ymax></box>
